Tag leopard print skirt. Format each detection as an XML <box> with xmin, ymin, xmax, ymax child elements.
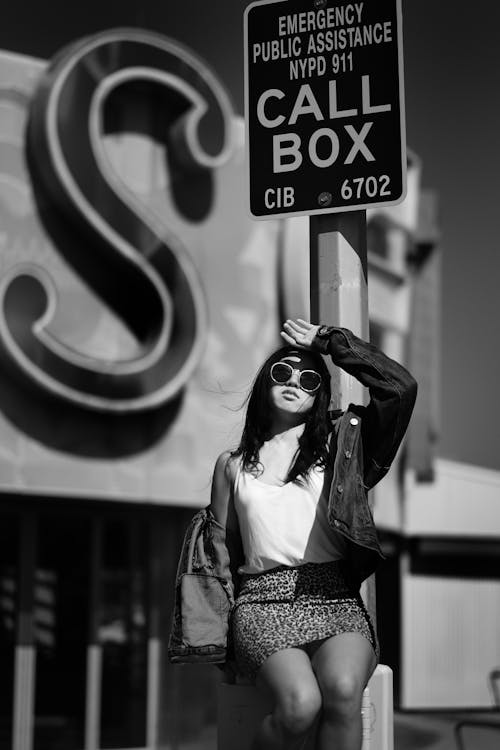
<box><xmin>231</xmin><ymin>560</ymin><xmax>378</xmax><ymax>680</ymax></box>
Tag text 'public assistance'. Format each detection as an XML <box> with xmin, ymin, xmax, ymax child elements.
<box><xmin>252</xmin><ymin>3</ymin><xmax>393</xmax><ymax>81</ymax></box>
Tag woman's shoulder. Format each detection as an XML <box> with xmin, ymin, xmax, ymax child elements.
<box><xmin>214</xmin><ymin>450</ymin><xmax>240</xmax><ymax>483</ymax></box>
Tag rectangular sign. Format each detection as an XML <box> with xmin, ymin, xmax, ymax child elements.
<box><xmin>244</xmin><ymin>0</ymin><xmax>406</xmax><ymax>219</ymax></box>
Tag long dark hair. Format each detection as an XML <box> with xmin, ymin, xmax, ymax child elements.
<box><xmin>232</xmin><ymin>345</ymin><xmax>332</xmax><ymax>483</ymax></box>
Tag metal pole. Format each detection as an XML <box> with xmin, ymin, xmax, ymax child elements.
<box><xmin>309</xmin><ymin>210</ymin><xmax>376</xmax><ymax>619</ymax></box>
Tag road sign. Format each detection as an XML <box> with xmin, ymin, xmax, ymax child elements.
<box><xmin>244</xmin><ymin>0</ymin><xmax>406</xmax><ymax>219</ymax></box>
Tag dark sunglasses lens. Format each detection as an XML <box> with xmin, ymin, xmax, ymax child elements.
<box><xmin>271</xmin><ymin>363</ymin><xmax>292</xmax><ymax>383</ymax></box>
<box><xmin>300</xmin><ymin>371</ymin><xmax>321</xmax><ymax>392</ymax></box>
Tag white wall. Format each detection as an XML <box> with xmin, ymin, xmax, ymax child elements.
<box><xmin>401</xmin><ymin>459</ymin><xmax>500</xmax><ymax>708</ymax></box>
<box><xmin>401</xmin><ymin>572</ymin><xmax>500</xmax><ymax>708</ymax></box>
<box><xmin>404</xmin><ymin>458</ymin><xmax>500</xmax><ymax>538</ymax></box>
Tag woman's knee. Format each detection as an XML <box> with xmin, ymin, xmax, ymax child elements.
<box><xmin>275</xmin><ymin>687</ymin><xmax>321</xmax><ymax>736</ymax></box>
<box><xmin>322</xmin><ymin>672</ymin><xmax>365</xmax><ymax>720</ymax></box>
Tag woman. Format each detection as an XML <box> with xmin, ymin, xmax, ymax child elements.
<box><xmin>210</xmin><ymin>319</ymin><xmax>417</xmax><ymax>750</ymax></box>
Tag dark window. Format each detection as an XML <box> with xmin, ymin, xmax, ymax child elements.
<box><xmin>34</xmin><ymin>513</ymin><xmax>90</xmax><ymax>750</ymax></box>
<box><xmin>100</xmin><ymin>518</ymin><xmax>148</xmax><ymax>748</ymax></box>
<box><xmin>0</xmin><ymin>512</ymin><xmax>18</xmax><ymax>750</ymax></box>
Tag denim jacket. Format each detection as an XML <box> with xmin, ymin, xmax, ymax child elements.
<box><xmin>168</xmin><ymin>326</ymin><xmax>417</xmax><ymax>664</ymax></box>
<box><xmin>313</xmin><ymin>326</ymin><xmax>417</xmax><ymax>583</ymax></box>
<box><xmin>168</xmin><ymin>506</ymin><xmax>235</xmax><ymax>664</ymax></box>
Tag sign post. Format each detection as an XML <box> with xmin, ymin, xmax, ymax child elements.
<box><xmin>244</xmin><ymin>0</ymin><xmax>406</xmax><ymax>698</ymax></box>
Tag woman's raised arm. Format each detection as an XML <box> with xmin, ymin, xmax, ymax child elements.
<box><xmin>281</xmin><ymin>318</ymin><xmax>417</xmax><ymax>489</ymax></box>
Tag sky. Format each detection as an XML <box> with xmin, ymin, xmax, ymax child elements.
<box><xmin>0</xmin><ymin>0</ymin><xmax>499</xmax><ymax>472</ymax></box>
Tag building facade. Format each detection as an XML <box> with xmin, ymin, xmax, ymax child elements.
<box><xmin>4</xmin><ymin>25</ymin><xmax>493</xmax><ymax>750</ymax></box>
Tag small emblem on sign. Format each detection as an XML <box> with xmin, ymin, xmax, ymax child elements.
<box><xmin>317</xmin><ymin>191</ymin><xmax>333</xmax><ymax>207</ymax></box>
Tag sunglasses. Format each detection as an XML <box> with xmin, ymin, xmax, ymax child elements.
<box><xmin>270</xmin><ymin>362</ymin><xmax>322</xmax><ymax>393</ymax></box>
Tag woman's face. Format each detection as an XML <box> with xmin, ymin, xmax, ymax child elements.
<box><xmin>268</xmin><ymin>352</ymin><xmax>322</xmax><ymax>417</ymax></box>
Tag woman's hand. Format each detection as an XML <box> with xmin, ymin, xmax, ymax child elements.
<box><xmin>280</xmin><ymin>319</ymin><xmax>320</xmax><ymax>349</ymax></box>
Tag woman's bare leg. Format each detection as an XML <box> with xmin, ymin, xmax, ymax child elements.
<box><xmin>252</xmin><ymin>647</ymin><xmax>322</xmax><ymax>750</ymax></box>
<box><xmin>311</xmin><ymin>633</ymin><xmax>376</xmax><ymax>750</ymax></box>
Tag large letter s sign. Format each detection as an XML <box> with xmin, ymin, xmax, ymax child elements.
<box><xmin>0</xmin><ymin>29</ymin><xmax>233</xmax><ymax>412</ymax></box>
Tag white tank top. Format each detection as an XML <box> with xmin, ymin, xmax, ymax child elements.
<box><xmin>234</xmin><ymin>461</ymin><xmax>346</xmax><ymax>574</ymax></box>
